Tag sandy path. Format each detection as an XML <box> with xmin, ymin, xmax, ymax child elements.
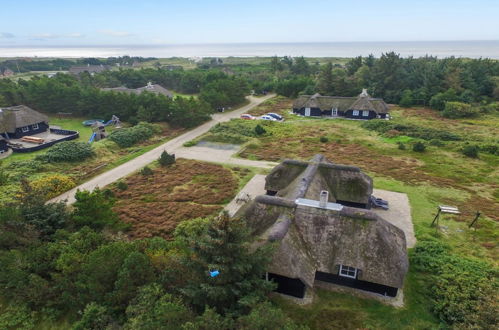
<box><xmin>50</xmin><ymin>94</ymin><xmax>275</xmax><ymax>204</ymax></box>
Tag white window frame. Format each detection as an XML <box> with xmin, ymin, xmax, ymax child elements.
<box><xmin>352</xmin><ymin>110</ymin><xmax>359</xmax><ymax>116</ymax></box>
<box><xmin>21</xmin><ymin>126</ymin><xmax>29</xmax><ymax>133</ymax></box>
<box><xmin>339</xmin><ymin>265</ymin><xmax>357</xmax><ymax>279</ymax></box>
<box><xmin>32</xmin><ymin>123</ymin><xmax>39</xmax><ymax>130</ymax></box>
<box><xmin>331</xmin><ymin>108</ymin><xmax>338</xmax><ymax>116</ymax></box>
<box><xmin>362</xmin><ymin>110</ymin><xmax>369</xmax><ymax>117</ymax></box>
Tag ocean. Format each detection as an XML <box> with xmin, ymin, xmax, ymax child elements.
<box><xmin>1</xmin><ymin>41</ymin><xmax>499</xmax><ymax>59</ymax></box>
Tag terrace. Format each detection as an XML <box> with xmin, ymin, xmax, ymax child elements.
<box><xmin>8</xmin><ymin>127</ymin><xmax>79</xmax><ymax>153</ymax></box>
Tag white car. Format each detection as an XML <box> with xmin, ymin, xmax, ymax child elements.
<box><xmin>259</xmin><ymin>115</ymin><xmax>277</xmax><ymax>121</ymax></box>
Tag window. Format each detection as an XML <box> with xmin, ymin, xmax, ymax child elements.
<box><xmin>339</xmin><ymin>265</ymin><xmax>357</xmax><ymax>279</ymax></box>
<box><xmin>32</xmin><ymin>123</ymin><xmax>39</xmax><ymax>130</ymax></box>
<box><xmin>362</xmin><ymin>110</ymin><xmax>369</xmax><ymax>117</ymax></box>
<box><xmin>332</xmin><ymin>108</ymin><xmax>338</xmax><ymax>116</ymax></box>
<box><xmin>352</xmin><ymin>110</ymin><xmax>359</xmax><ymax>116</ymax></box>
<box><xmin>21</xmin><ymin>126</ymin><xmax>29</xmax><ymax>133</ymax></box>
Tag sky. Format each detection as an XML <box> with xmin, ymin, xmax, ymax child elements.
<box><xmin>0</xmin><ymin>0</ymin><xmax>498</xmax><ymax>46</ymax></box>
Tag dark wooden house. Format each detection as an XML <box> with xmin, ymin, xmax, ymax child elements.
<box><xmin>241</xmin><ymin>155</ymin><xmax>408</xmax><ymax>301</ymax></box>
<box><xmin>293</xmin><ymin>89</ymin><xmax>390</xmax><ymax>120</ymax></box>
<box><xmin>0</xmin><ymin>105</ymin><xmax>49</xmax><ymax>139</ymax></box>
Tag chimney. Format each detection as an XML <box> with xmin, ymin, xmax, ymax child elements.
<box><xmin>319</xmin><ymin>190</ymin><xmax>328</xmax><ymax>208</ymax></box>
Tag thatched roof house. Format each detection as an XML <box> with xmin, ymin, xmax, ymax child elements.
<box><xmin>241</xmin><ymin>155</ymin><xmax>408</xmax><ymax>300</ymax></box>
<box><xmin>0</xmin><ymin>105</ymin><xmax>49</xmax><ymax>138</ymax></box>
<box><xmin>102</xmin><ymin>82</ymin><xmax>173</xmax><ymax>98</ymax></box>
<box><xmin>69</xmin><ymin>64</ymin><xmax>109</xmax><ymax>75</ymax></box>
<box><xmin>293</xmin><ymin>89</ymin><xmax>389</xmax><ymax>119</ymax></box>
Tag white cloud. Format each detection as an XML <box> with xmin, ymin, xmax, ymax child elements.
<box><xmin>0</xmin><ymin>32</ymin><xmax>14</xmax><ymax>38</ymax></box>
<box><xmin>30</xmin><ymin>33</ymin><xmax>85</xmax><ymax>40</ymax></box>
<box><xmin>31</xmin><ymin>33</ymin><xmax>59</xmax><ymax>40</ymax></box>
<box><xmin>98</xmin><ymin>29</ymin><xmax>133</xmax><ymax>37</ymax></box>
<box><xmin>65</xmin><ymin>33</ymin><xmax>85</xmax><ymax>38</ymax></box>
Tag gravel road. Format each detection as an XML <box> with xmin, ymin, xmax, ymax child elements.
<box><xmin>49</xmin><ymin>94</ymin><xmax>275</xmax><ymax>204</ymax></box>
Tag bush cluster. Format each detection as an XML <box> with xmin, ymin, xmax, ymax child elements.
<box><xmin>158</xmin><ymin>151</ymin><xmax>175</xmax><ymax>166</ymax></box>
<box><xmin>461</xmin><ymin>145</ymin><xmax>479</xmax><ymax>158</ymax></box>
<box><xmin>108</xmin><ymin>122</ymin><xmax>160</xmax><ymax>148</ymax></box>
<box><xmin>30</xmin><ymin>174</ymin><xmax>76</xmax><ymax>200</ymax></box>
<box><xmin>411</xmin><ymin>241</ymin><xmax>497</xmax><ymax>327</ymax></box>
<box><xmin>412</xmin><ymin>141</ymin><xmax>426</xmax><ymax>152</ymax></box>
<box><xmin>361</xmin><ymin>120</ymin><xmax>461</xmax><ymax>141</ymax></box>
<box><xmin>37</xmin><ymin>141</ymin><xmax>94</xmax><ymax>162</ymax></box>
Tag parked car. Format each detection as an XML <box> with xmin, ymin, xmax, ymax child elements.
<box><xmin>240</xmin><ymin>114</ymin><xmax>255</xmax><ymax>120</ymax></box>
<box><xmin>267</xmin><ymin>113</ymin><xmax>283</xmax><ymax>121</ymax></box>
<box><xmin>259</xmin><ymin>115</ymin><xmax>277</xmax><ymax>121</ymax></box>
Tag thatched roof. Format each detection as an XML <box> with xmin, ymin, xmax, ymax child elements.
<box><xmin>242</xmin><ymin>155</ymin><xmax>408</xmax><ymax>289</ymax></box>
<box><xmin>102</xmin><ymin>83</ymin><xmax>173</xmax><ymax>98</ymax></box>
<box><xmin>69</xmin><ymin>65</ymin><xmax>109</xmax><ymax>75</ymax></box>
<box><xmin>0</xmin><ymin>105</ymin><xmax>49</xmax><ymax>133</ymax></box>
<box><xmin>293</xmin><ymin>90</ymin><xmax>389</xmax><ymax>114</ymax></box>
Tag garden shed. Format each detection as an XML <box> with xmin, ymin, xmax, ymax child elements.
<box><xmin>241</xmin><ymin>155</ymin><xmax>408</xmax><ymax>301</ymax></box>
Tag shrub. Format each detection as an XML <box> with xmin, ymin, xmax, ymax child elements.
<box><xmin>183</xmin><ymin>140</ymin><xmax>197</xmax><ymax>147</ymax></box>
<box><xmin>442</xmin><ymin>101</ymin><xmax>479</xmax><ymax>118</ymax></box>
<box><xmin>108</xmin><ymin>122</ymin><xmax>159</xmax><ymax>148</ymax></box>
<box><xmin>461</xmin><ymin>145</ymin><xmax>479</xmax><ymax>158</ymax></box>
<box><xmin>397</xmin><ymin>142</ymin><xmax>406</xmax><ymax>150</ymax></box>
<box><xmin>254</xmin><ymin>124</ymin><xmax>266</xmax><ymax>136</ymax></box>
<box><xmin>412</xmin><ymin>141</ymin><xmax>426</xmax><ymax>152</ymax></box>
<box><xmin>141</xmin><ymin>166</ymin><xmax>153</xmax><ymax>176</ymax></box>
<box><xmin>30</xmin><ymin>174</ymin><xmax>76</xmax><ymax>200</ymax></box>
<box><xmin>429</xmin><ymin>139</ymin><xmax>445</xmax><ymax>147</ymax></box>
<box><xmin>158</xmin><ymin>151</ymin><xmax>175</xmax><ymax>166</ymax></box>
<box><xmin>116</xmin><ymin>181</ymin><xmax>128</xmax><ymax>191</ymax></box>
<box><xmin>38</xmin><ymin>141</ymin><xmax>94</xmax><ymax>162</ymax></box>
<box><xmin>479</xmin><ymin>144</ymin><xmax>498</xmax><ymax>155</ymax></box>
<box><xmin>320</xmin><ymin>136</ymin><xmax>329</xmax><ymax>143</ymax></box>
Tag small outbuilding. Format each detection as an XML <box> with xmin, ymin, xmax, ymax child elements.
<box><xmin>293</xmin><ymin>89</ymin><xmax>389</xmax><ymax>120</ymax></box>
<box><xmin>0</xmin><ymin>105</ymin><xmax>49</xmax><ymax>139</ymax></box>
<box><xmin>241</xmin><ymin>155</ymin><xmax>408</xmax><ymax>301</ymax></box>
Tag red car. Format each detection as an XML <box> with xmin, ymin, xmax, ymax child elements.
<box><xmin>240</xmin><ymin>114</ymin><xmax>255</xmax><ymax>120</ymax></box>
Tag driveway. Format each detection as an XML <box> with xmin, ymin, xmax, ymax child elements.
<box><xmin>50</xmin><ymin>94</ymin><xmax>276</xmax><ymax>204</ymax></box>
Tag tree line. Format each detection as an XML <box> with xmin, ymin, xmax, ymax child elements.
<box><xmin>0</xmin><ymin>72</ymin><xmax>244</xmax><ymax>128</ymax></box>
<box><xmin>269</xmin><ymin>53</ymin><xmax>499</xmax><ymax>115</ymax></box>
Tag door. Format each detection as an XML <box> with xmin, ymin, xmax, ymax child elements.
<box><xmin>305</xmin><ymin>107</ymin><xmax>311</xmax><ymax>116</ymax></box>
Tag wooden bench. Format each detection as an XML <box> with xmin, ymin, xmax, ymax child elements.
<box><xmin>21</xmin><ymin>136</ymin><xmax>45</xmax><ymax>144</ymax></box>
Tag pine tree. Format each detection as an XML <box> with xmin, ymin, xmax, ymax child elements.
<box><xmin>180</xmin><ymin>213</ymin><xmax>274</xmax><ymax>315</ymax></box>
<box><xmin>316</xmin><ymin>62</ymin><xmax>333</xmax><ymax>95</ymax></box>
